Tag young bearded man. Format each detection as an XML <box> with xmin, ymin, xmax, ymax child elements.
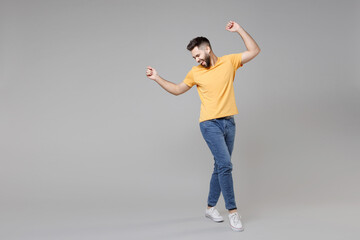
<box><xmin>146</xmin><ymin>20</ymin><xmax>260</xmax><ymax>232</ymax></box>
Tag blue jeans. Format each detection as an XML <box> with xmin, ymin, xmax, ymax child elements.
<box><xmin>200</xmin><ymin>116</ymin><xmax>237</xmax><ymax>210</ymax></box>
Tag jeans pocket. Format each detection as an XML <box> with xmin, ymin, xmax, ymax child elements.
<box><xmin>229</xmin><ymin>117</ymin><xmax>235</xmax><ymax>125</ymax></box>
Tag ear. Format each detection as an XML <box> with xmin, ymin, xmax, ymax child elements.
<box><xmin>205</xmin><ymin>46</ymin><xmax>211</xmax><ymax>54</ymax></box>
<box><xmin>205</xmin><ymin>45</ymin><xmax>211</xmax><ymax>54</ymax></box>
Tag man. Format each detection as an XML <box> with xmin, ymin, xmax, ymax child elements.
<box><xmin>146</xmin><ymin>20</ymin><xmax>260</xmax><ymax>232</ymax></box>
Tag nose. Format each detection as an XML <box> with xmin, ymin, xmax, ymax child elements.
<box><xmin>196</xmin><ymin>57</ymin><xmax>200</xmax><ymax>63</ymax></box>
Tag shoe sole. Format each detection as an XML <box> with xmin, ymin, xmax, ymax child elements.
<box><xmin>205</xmin><ymin>214</ymin><xmax>224</xmax><ymax>222</ymax></box>
<box><xmin>230</xmin><ymin>225</ymin><xmax>244</xmax><ymax>232</ymax></box>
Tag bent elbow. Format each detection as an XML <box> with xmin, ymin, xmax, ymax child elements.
<box><xmin>173</xmin><ymin>86</ymin><xmax>180</xmax><ymax>96</ymax></box>
<box><xmin>173</xmin><ymin>85</ymin><xmax>185</xmax><ymax>96</ymax></box>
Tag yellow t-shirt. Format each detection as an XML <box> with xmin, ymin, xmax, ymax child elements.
<box><xmin>183</xmin><ymin>53</ymin><xmax>243</xmax><ymax>122</ymax></box>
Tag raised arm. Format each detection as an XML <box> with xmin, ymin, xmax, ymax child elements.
<box><xmin>226</xmin><ymin>21</ymin><xmax>261</xmax><ymax>64</ymax></box>
<box><xmin>146</xmin><ymin>66</ymin><xmax>191</xmax><ymax>96</ymax></box>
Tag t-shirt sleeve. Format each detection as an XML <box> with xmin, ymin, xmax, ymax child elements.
<box><xmin>228</xmin><ymin>53</ymin><xmax>243</xmax><ymax>70</ymax></box>
<box><xmin>183</xmin><ymin>69</ymin><xmax>195</xmax><ymax>87</ymax></box>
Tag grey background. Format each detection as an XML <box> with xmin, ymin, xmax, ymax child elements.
<box><xmin>1</xmin><ymin>0</ymin><xmax>359</xmax><ymax>239</ymax></box>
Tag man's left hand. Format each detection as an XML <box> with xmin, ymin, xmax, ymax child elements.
<box><xmin>225</xmin><ymin>21</ymin><xmax>241</xmax><ymax>32</ymax></box>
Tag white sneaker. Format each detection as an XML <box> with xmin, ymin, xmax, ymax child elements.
<box><xmin>228</xmin><ymin>212</ymin><xmax>244</xmax><ymax>232</ymax></box>
<box><xmin>205</xmin><ymin>207</ymin><xmax>224</xmax><ymax>222</ymax></box>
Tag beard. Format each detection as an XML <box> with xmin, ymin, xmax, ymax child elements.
<box><xmin>203</xmin><ymin>53</ymin><xmax>211</xmax><ymax>68</ymax></box>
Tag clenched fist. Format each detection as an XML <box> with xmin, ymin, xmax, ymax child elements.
<box><xmin>146</xmin><ymin>66</ymin><xmax>158</xmax><ymax>81</ymax></box>
<box><xmin>225</xmin><ymin>20</ymin><xmax>241</xmax><ymax>32</ymax></box>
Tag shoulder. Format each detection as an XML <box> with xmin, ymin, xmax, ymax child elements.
<box><xmin>218</xmin><ymin>54</ymin><xmax>233</xmax><ymax>64</ymax></box>
<box><xmin>221</xmin><ymin>53</ymin><xmax>241</xmax><ymax>59</ymax></box>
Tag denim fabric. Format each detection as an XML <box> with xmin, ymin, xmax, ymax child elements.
<box><xmin>200</xmin><ymin>116</ymin><xmax>237</xmax><ymax>210</ymax></box>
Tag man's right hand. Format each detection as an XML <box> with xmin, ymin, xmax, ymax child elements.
<box><xmin>146</xmin><ymin>66</ymin><xmax>158</xmax><ymax>81</ymax></box>
<box><xmin>145</xmin><ymin>66</ymin><xmax>191</xmax><ymax>96</ymax></box>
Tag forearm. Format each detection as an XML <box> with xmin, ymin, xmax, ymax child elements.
<box><xmin>236</xmin><ymin>27</ymin><xmax>260</xmax><ymax>52</ymax></box>
<box><xmin>154</xmin><ymin>75</ymin><xmax>179</xmax><ymax>95</ymax></box>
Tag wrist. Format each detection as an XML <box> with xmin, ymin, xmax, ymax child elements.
<box><xmin>154</xmin><ymin>75</ymin><xmax>161</xmax><ymax>81</ymax></box>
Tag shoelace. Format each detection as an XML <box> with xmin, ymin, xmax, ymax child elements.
<box><xmin>213</xmin><ymin>209</ymin><xmax>220</xmax><ymax>217</ymax></box>
<box><xmin>230</xmin><ymin>213</ymin><xmax>239</xmax><ymax>225</ymax></box>
<box><xmin>208</xmin><ymin>208</ymin><xmax>220</xmax><ymax>217</ymax></box>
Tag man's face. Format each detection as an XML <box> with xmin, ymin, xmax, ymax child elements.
<box><xmin>191</xmin><ymin>46</ymin><xmax>211</xmax><ymax>68</ymax></box>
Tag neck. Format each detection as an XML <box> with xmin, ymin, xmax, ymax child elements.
<box><xmin>209</xmin><ymin>53</ymin><xmax>218</xmax><ymax>67</ymax></box>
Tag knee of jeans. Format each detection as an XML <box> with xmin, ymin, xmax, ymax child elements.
<box><xmin>218</xmin><ymin>162</ymin><xmax>233</xmax><ymax>173</ymax></box>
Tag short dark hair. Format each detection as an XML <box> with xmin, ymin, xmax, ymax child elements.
<box><xmin>186</xmin><ymin>36</ymin><xmax>212</xmax><ymax>51</ymax></box>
